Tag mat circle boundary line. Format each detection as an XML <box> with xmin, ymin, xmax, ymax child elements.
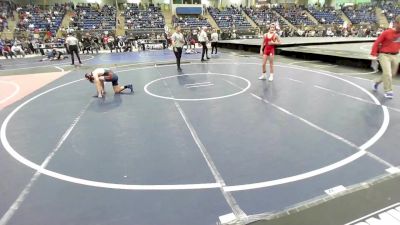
<box><xmin>0</xmin><ymin>62</ymin><xmax>389</xmax><ymax>191</ymax></box>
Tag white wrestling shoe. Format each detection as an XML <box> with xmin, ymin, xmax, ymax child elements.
<box><xmin>268</xmin><ymin>73</ymin><xmax>274</xmax><ymax>81</ymax></box>
<box><xmin>258</xmin><ymin>74</ymin><xmax>267</xmax><ymax>80</ymax></box>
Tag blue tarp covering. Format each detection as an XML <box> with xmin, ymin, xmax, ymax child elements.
<box><xmin>176</xmin><ymin>7</ymin><xmax>202</xmax><ymax>15</ymax></box>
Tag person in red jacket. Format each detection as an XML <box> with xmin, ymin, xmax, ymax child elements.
<box><xmin>371</xmin><ymin>15</ymin><xmax>400</xmax><ymax>99</ymax></box>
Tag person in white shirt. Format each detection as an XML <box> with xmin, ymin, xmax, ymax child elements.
<box><xmin>65</xmin><ymin>33</ymin><xmax>82</xmax><ymax>65</ymax></box>
<box><xmin>11</xmin><ymin>45</ymin><xmax>25</xmax><ymax>57</ymax></box>
<box><xmin>171</xmin><ymin>25</ymin><xmax>185</xmax><ymax>71</ymax></box>
<box><xmin>85</xmin><ymin>68</ymin><xmax>133</xmax><ymax>98</ymax></box>
<box><xmin>198</xmin><ymin>26</ymin><xmax>210</xmax><ymax>61</ymax></box>
<box><xmin>210</xmin><ymin>29</ymin><xmax>218</xmax><ymax>54</ymax></box>
<box><xmin>66</xmin><ymin>27</ymin><xmax>74</xmax><ymax>33</ymax></box>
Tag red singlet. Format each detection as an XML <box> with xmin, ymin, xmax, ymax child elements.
<box><xmin>263</xmin><ymin>33</ymin><xmax>276</xmax><ymax>56</ymax></box>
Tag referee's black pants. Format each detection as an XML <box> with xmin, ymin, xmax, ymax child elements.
<box><xmin>201</xmin><ymin>41</ymin><xmax>208</xmax><ymax>61</ymax></box>
<box><xmin>173</xmin><ymin>47</ymin><xmax>183</xmax><ymax>69</ymax></box>
<box><xmin>69</xmin><ymin>45</ymin><xmax>82</xmax><ymax>65</ymax></box>
<box><xmin>211</xmin><ymin>42</ymin><xmax>218</xmax><ymax>54</ymax></box>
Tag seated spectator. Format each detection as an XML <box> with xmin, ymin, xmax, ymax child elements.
<box><xmin>207</xmin><ymin>6</ymin><xmax>252</xmax><ymax>30</ymax></box>
<box><xmin>124</xmin><ymin>3</ymin><xmax>165</xmax><ymax>30</ymax></box>
<box><xmin>173</xmin><ymin>15</ymin><xmax>211</xmax><ymax>30</ymax></box>
<box><xmin>275</xmin><ymin>5</ymin><xmax>316</xmax><ymax>25</ymax></box>
<box><xmin>342</xmin><ymin>4</ymin><xmax>376</xmax><ymax>24</ymax></box>
<box><xmin>0</xmin><ymin>39</ymin><xmax>4</xmax><ymax>55</ymax></box>
<box><xmin>16</xmin><ymin>4</ymin><xmax>66</xmax><ymax>35</ymax></box>
<box><xmin>70</xmin><ymin>4</ymin><xmax>116</xmax><ymax>32</ymax></box>
<box><xmin>326</xmin><ymin>27</ymin><xmax>334</xmax><ymax>37</ymax></box>
<box><xmin>307</xmin><ymin>6</ymin><xmax>343</xmax><ymax>25</ymax></box>
<box><xmin>0</xmin><ymin>1</ymin><xmax>13</xmax><ymax>32</ymax></box>
<box><xmin>124</xmin><ymin>39</ymin><xmax>132</xmax><ymax>52</ymax></box>
<box><xmin>380</xmin><ymin>1</ymin><xmax>400</xmax><ymax>24</ymax></box>
<box><xmin>11</xmin><ymin>45</ymin><xmax>25</xmax><ymax>57</ymax></box>
<box><xmin>243</xmin><ymin>6</ymin><xmax>288</xmax><ymax>31</ymax></box>
<box><xmin>3</xmin><ymin>45</ymin><xmax>14</xmax><ymax>59</ymax></box>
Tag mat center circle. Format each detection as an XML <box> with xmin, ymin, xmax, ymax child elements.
<box><xmin>144</xmin><ymin>73</ymin><xmax>251</xmax><ymax>101</ymax></box>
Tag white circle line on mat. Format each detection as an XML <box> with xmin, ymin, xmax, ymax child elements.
<box><xmin>0</xmin><ymin>80</ymin><xmax>20</xmax><ymax>104</ymax></box>
<box><xmin>0</xmin><ymin>62</ymin><xmax>389</xmax><ymax>191</ymax></box>
<box><xmin>144</xmin><ymin>73</ymin><xmax>251</xmax><ymax>101</ymax></box>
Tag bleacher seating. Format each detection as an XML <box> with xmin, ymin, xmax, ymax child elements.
<box><xmin>207</xmin><ymin>6</ymin><xmax>251</xmax><ymax>30</ymax></box>
<box><xmin>16</xmin><ymin>4</ymin><xmax>66</xmax><ymax>34</ymax></box>
<box><xmin>274</xmin><ymin>6</ymin><xmax>316</xmax><ymax>25</ymax></box>
<box><xmin>342</xmin><ymin>4</ymin><xmax>376</xmax><ymax>24</ymax></box>
<box><xmin>71</xmin><ymin>4</ymin><xmax>116</xmax><ymax>31</ymax></box>
<box><xmin>243</xmin><ymin>7</ymin><xmax>287</xmax><ymax>28</ymax></box>
<box><xmin>0</xmin><ymin>1</ymin><xmax>13</xmax><ymax>32</ymax></box>
<box><xmin>0</xmin><ymin>2</ymin><xmax>9</xmax><ymax>32</ymax></box>
<box><xmin>173</xmin><ymin>15</ymin><xmax>211</xmax><ymax>29</ymax></box>
<box><xmin>307</xmin><ymin>6</ymin><xmax>343</xmax><ymax>24</ymax></box>
<box><xmin>380</xmin><ymin>1</ymin><xmax>400</xmax><ymax>24</ymax></box>
<box><xmin>124</xmin><ymin>3</ymin><xmax>165</xmax><ymax>30</ymax></box>
<box><xmin>1</xmin><ymin>1</ymin><xmax>388</xmax><ymax>41</ymax></box>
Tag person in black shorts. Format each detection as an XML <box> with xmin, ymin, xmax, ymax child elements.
<box><xmin>85</xmin><ymin>68</ymin><xmax>133</xmax><ymax>98</ymax></box>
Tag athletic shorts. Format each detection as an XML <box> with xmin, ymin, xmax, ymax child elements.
<box><xmin>104</xmin><ymin>70</ymin><xmax>118</xmax><ymax>86</ymax></box>
<box><xmin>264</xmin><ymin>48</ymin><xmax>275</xmax><ymax>56</ymax></box>
<box><xmin>111</xmin><ymin>74</ymin><xmax>118</xmax><ymax>86</ymax></box>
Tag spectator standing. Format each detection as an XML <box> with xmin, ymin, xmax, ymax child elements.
<box><xmin>210</xmin><ymin>29</ymin><xmax>218</xmax><ymax>54</ymax></box>
<box><xmin>82</xmin><ymin>35</ymin><xmax>91</xmax><ymax>54</ymax></box>
<box><xmin>114</xmin><ymin>36</ymin><xmax>121</xmax><ymax>53</ymax></box>
<box><xmin>102</xmin><ymin>35</ymin><xmax>108</xmax><ymax>50</ymax></box>
<box><xmin>108</xmin><ymin>35</ymin><xmax>114</xmax><ymax>52</ymax></box>
<box><xmin>198</xmin><ymin>26</ymin><xmax>209</xmax><ymax>62</ymax></box>
<box><xmin>171</xmin><ymin>25</ymin><xmax>185</xmax><ymax>71</ymax></box>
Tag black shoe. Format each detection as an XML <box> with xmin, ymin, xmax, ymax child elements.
<box><xmin>127</xmin><ymin>84</ymin><xmax>133</xmax><ymax>93</ymax></box>
<box><xmin>177</xmin><ymin>67</ymin><xmax>182</xmax><ymax>71</ymax></box>
<box><xmin>206</xmin><ymin>57</ymin><xmax>210</xmax><ymax>59</ymax></box>
<box><xmin>201</xmin><ymin>59</ymin><xmax>206</xmax><ymax>62</ymax></box>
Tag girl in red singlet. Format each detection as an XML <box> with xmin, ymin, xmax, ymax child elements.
<box><xmin>259</xmin><ymin>24</ymin><xmax>281</xmax><ymax>81</ymax></box>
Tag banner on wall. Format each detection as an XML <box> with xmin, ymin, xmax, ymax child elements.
<box><xmin>255</xmin><ymin>0</ymin><xmax>269</xmax><ymax>5</ymax></box>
